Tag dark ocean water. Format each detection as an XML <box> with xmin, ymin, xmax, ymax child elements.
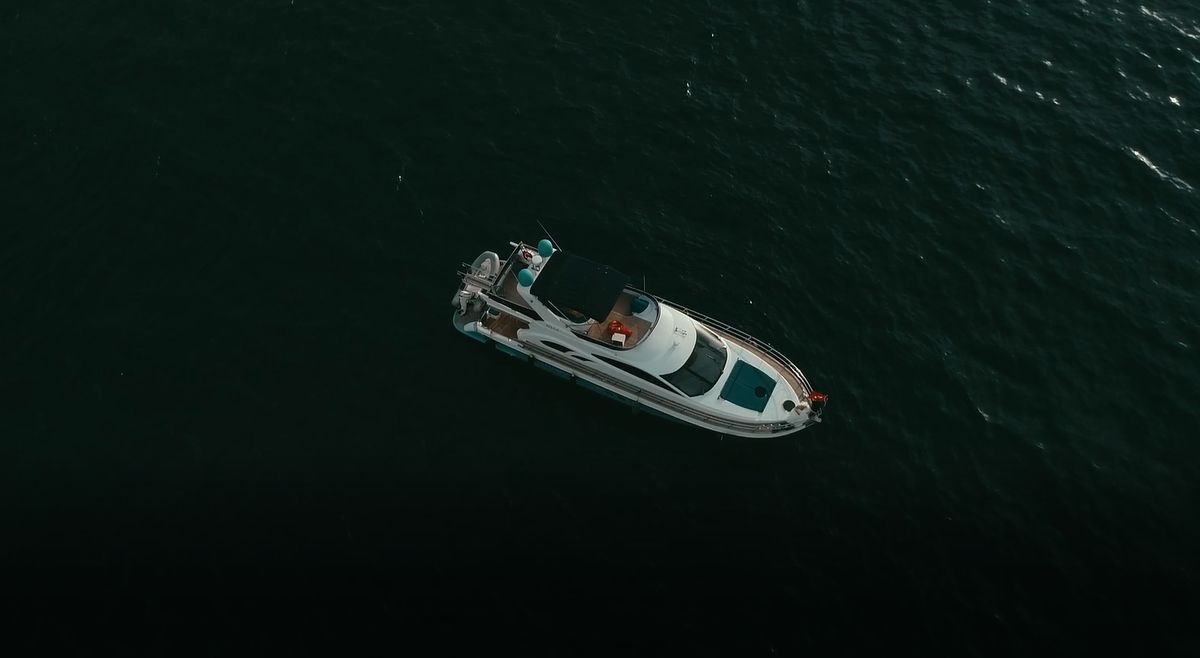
<box><xmin>3</xmin><ymin>1</ymin><xmax>1199</xmax><ymax>654</ymax></box>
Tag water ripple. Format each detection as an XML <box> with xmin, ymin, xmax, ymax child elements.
<box><xmin>1128</xmin><ymin>147</ymin><xmax>1196</xmax><ymax>191</ymax></box>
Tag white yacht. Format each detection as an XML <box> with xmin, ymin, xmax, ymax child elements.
<box><xmin>451</xmin><ymin>239</ymin><xmax>827</xmax><ymax>437</ymax></box>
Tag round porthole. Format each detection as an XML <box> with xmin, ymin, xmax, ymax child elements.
<box><xmin>782</xmin><ymin>400</ymin><xmax>796</xmax><ymax>412</ymax></box>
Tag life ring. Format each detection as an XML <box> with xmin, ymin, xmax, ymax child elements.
<box><xmin>520</xmin><ymin>248</ymin><xmax>535</xmax><ymax>263</ymax></box>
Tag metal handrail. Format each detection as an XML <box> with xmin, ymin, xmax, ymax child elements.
<box><xmin>710</xmin><ymin>324</ymin><xmax>812</xmax><ymax>395</ymax></box>
<box><xmin>457</xmin><ymin>243</ymin><xmax>525</xmax><ymax>290</ymax></box>
<box><xmin>458</xmin><ymin>280</ymin><xmax>813</xmax><ymax>394</ymax></box>
<box><xmin>626</xmin><ymin>286</ymin><xmax>813</xmax><ymax>395</ymax></box>
<box><xmin>457</xmin><ymin>269</ymin><xmax>499</xmax><ymax>291</ymax></box>
<box><xmin>522</xmin><ymin>342</ymin><xmax>795</xmax><ymax>435</ymax></box>
<box><xmin>451</xmin><ymin>244</ymin><xmax>816</xmax><ymax>432</ymax></box>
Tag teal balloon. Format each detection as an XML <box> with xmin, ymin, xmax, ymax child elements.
<box><xmin>538</xmin><ymin>239</ymin><xmax>554</xmax><ymax>258</ymax></box>
<box><xmin>517</xmin><ymin>268</ymin><xmax>535</xmax><ymax>287</ymax></box>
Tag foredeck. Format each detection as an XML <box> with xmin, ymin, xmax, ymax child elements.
<box><xmin>716</xmin><ymin>329</ymin><xmax>808</xmax><ymax>400</ymax></box>
<box><xmin>521</xmin><ymin>340</ymin><xmax>800</xmax><ymax>436</ymax></box>
<box><xmin>628</xmin><ymin>286</ymin><xmax>813</xmax><ymax>398</ymax></box>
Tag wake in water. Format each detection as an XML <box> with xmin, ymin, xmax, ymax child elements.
<box><xmin>1127</xmin><ymin>147</ymin><xmax>1195</xmax><ymax>192</ymax></box>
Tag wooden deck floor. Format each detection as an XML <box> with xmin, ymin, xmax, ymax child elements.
<box><xmin>490</xmin><ymin>266</ymin><xmax>652</xmax><ymax>349</ymax></box>
<box><xmin>584</xmin><ymin>291</ymin><xmax>652</xmax><ymax>348</ymax></box>
<box><xmin>484</xmin><ymin>311</ymin><xmax>528</xmax><ymax>339</ymax></box>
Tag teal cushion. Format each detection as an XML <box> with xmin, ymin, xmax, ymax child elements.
<box><xmin>719</xmin><ymin>360</ymin><xmax>777</xmax><ymax>412</ymax></box>
<box><xmin>630</xmin><ymin>296</ymin><xmax>650</xmax><ymax>314</ymax></box>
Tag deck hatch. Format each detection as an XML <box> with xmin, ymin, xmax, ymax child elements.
<box><xmin>719</xmin><ymin>360</ymin><xmax>777</xmax><ymax>412</ymax></box>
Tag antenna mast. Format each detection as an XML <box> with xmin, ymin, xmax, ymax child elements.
<box><xmin>537</xmin><ymin>220</ymin><xmax>565</xmax><ymax>252</ymax></box>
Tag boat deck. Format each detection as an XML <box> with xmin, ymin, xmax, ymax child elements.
<box><xmin>493</xmin><ymin>265</ymin><xmax>532</xmax><ymax>310</ymax></box>
<box><xmin>715</xmin><ymin>328</ymin><xmax>810</xmax><ymax>400</ymax></box>
<box><xmin>583</xmin><ymin>290</ymin><xmax>652</xmax><ymax>348</ymax></box>
<box><xmin>484</xmin><ymin>311</ymin><xmax>528</xmax><ymax>339</ymax></box>
<box><xmin>495</xmin><ymin>261</ymin><xmax>652</xmax><ymax>349</ymax></box>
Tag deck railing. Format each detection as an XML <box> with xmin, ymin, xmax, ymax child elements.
<box><xmin>455</xmin><ymin>244</ymin><xmax>815</xmax><ymax>406</ymax></box>
<box><xmin>457</xmin><ymin>268</ymin><xmax>493</xmax><ymax>287</ymax></box>
<box><xmin>521</xmin><ymin>341</ymin><xmax>796</xmax><ymax>435</ymax></box>
<box><xmin>627</xmin><ymin>286</ymin><xmax>814</xmax><ymax>395</ymax></box>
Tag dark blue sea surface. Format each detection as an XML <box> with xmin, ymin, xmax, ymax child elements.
<box><xmin>2</xmin><ymin>1</ymin><xmax>1198</xmax><ymax>653</ymax></box>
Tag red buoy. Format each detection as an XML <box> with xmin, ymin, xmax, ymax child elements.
<box><xmin>809</xmin><ymin>391</ymin><xmax>828</xmax><ymax>403</ymax></box>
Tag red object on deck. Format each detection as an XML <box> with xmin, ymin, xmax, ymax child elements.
<box><xmin>607</xmin><ymin>320</ymin><xmax>633</xmax><ymax>338</ymax></box>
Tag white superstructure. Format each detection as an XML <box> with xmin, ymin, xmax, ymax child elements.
<box><xmin>452</xmin><ymin>239</ymin><xmax>827</xmax><ymax>437</ymax></box>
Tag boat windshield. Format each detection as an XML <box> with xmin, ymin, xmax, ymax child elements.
<box><xmin>662</xmin><ymin>325</ymin><xmax>728</xmax><ymax>396</ymax></box>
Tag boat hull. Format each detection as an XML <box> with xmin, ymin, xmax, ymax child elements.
<box><xmin>452</xmin><ymin>311</ymin><xmax>812</xmax><ymax>438</ymax></box>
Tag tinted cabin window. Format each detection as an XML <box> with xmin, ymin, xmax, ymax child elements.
<box><xmin>596</xmin><ymin>356</ymin><xmax>677</xmax><ymax>394</ymax></box>
<box><xmin>663</xmin><ymin>325</ymin><xmax>728</xmax><ymax>396</ymax></box>
<box><xmin>542</xmin><ymin>341</ymin><xmax>572</xmax><ymax>353</ymax></box>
